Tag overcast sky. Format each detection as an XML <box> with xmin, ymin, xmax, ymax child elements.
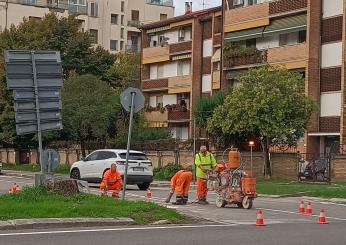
<box><xmin>173</xmin><ymin>0</ymin><xmax>222</xmax><ymax>16</ymax></box>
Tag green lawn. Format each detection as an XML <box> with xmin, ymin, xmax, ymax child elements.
<box><xmin>257</xmin><ymin>179</ymin><xmax>346</xmax><ymax>199</ymax></box>
<box><xmin>0</xmin><ymin>187</ymin><xmax>188</xmax><ymax>224</ymax></box>
<box><xmin>2</xmin><ymin>163</ymin><xmax>71</xmax><ymax>175</ymax></box>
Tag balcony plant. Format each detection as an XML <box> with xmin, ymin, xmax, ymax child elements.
<box><xmin>223</xmin><ymin>42</ymin><xmax>266</xmax><ymax>67</ymax></box>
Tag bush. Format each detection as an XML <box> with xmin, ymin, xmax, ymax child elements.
<box><xmin>154</xmin><ymin>163</ymin><xmax>194</xmax><ymax>180</ymax></box>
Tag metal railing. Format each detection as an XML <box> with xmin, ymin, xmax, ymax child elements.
<box><xmin>127</xmin><ymin>20</ymin><xmax>142</xmax><ymax>28</ymax></box>
<box><xmin>125</xmin><ymin>44</ymin><xmax>139</xmax><ymax>53</ymax></box>
<box><xmin>145</xmin><ymin>0</ymin><xmax>173</xmax><ymax>7</ymax></box>
<box><xmin>298</xmin><ymin>153</ymin><xmax>331</xmax><ymax>183</ymax></box>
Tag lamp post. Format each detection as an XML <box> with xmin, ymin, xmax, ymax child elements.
<box><xmin>249</xmin><ymin>141</ymin><xmax>255</xmax><ymax>177</ymax></box>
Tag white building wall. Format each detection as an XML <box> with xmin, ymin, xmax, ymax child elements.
<box><xmin>202</xmin><ymin>74</ymin><xmax>212</xmax><ymax>93</ymax></box>
<box><xmin>322</xmin><ymin>0</ymin><xmax>343</xmax><ymax>18</ymax></box>
<box><xmin>203</xmin><ymin>39</ymin><xmax>213</xmax><ymax>57</ymax></box>
<box><xmin>320</xmin><ymin>92</ymin><xmax>342</xmax><ymax>117</ymax></box>
<box><xmin>321</xmin><ymin>42</ymin><xmax>343</xmax><ymax>68</ymax></box>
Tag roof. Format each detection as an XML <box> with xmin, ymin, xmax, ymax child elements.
<box><xmin>94</xmin><ymin>149</ymin><xmax>144</xmax><ymax>154</ymax></box>
<box><xmin>142</xmin><ymin>6</ymin><xmax>222</xmax><ymax>30</ymax></box>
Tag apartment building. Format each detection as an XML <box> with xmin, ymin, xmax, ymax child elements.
<box><xmin>140</xmin><ymin>5</ymin><xmax>222</xmax><ymax>140</ymax></box>
<box><xmin>0</xmin><ymin>0</ymin><xmax>174</xmax><ymax>52</ymax></box>
<box><xmin>221</xmin><ymin>0</ymin><xmax>346</xmax><ymax>155</ymax></box>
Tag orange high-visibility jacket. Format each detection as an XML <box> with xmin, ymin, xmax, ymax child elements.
<box><xmin>102</xmin><ymin>169</ymin><xmax>123</xmax><ymax>186</ymax></box>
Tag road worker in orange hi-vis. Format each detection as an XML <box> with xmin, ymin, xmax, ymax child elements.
<box><xmin>100</xmin><ymin>163</ymin><xmax>123</xmax><ymax>197</ymax></box>
<box><xmin>166</xmin><ymin>169</ymin><xmax>193</xmax><ymax>205</ymax></box>
<box><xmin>195</xmin><ymin>145</ymin><xmax>217</xmax><ymax>204</ymax></box>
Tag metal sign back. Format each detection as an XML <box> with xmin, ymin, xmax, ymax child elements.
<box><xmin>120</xmin><ymin>87</ymin><xmax>145</xmax><ymax>113</ymax></box>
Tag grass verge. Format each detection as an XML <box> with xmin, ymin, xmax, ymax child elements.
<box><xmin>0</xmin><ymin>186</ymin><xmax>189</xmax><ymax>224</ymax></box>
<box><xmin>257</xmin><ymin>179</ymin><xmax>346</xmax><ymax>199</ymax></box>
<box><xmin>2</xmin><ymin>163</ymin><xmax>71</xmax><ymax>175</ymax></box>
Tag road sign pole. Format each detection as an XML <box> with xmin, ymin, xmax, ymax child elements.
<box><xmin>31</xmin><ymin>51</ymin><xmax>44</xmax><ymax>179</ymax></box>
<box><xmin>122</xmin><ymin>91</ymin><xmax>136</xmax><ymax>200</ymax></box>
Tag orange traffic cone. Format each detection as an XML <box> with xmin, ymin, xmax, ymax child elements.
<box><xmin>146</xmin><ymin>187</ymin><xmax>152</xmax><ymax>199</ymax></box>
<box><xmin>14</xmin><ymin>183</ymin><xmax>20</xmax><ymax>193</ymax></box>
<box><xmin>8</xmin><ymin>183</ymin><xmax>17</xmax><ymax>194</ymax></box>
<box><xmin>317</xmin><ymin>209</ymin><xmax>328</xmax><ymax>224</ymax></box>
<box><xmin>305</xmin><ymin>202</ymin><xmax>313</xmax><ymax>215</ymax></box>
<box><xmin>256</xmin><ymin>210</ymin><xmax>266</xmax><ymax>226</ymax></box>
<box><xmin>298</xmin><ymin>200</ymin><xmax>305</xmax><ymax>214</ymax></box>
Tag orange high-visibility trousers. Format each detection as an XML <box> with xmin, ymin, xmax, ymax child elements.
<box><xmin>100</xmin><ymin>181</ymin><xmax>122</xmax><ymax>191</ymax></box>
<box><xmin>197</xmin><ymin>177</ymin><xmax>208</xmax><ymax>200</ymax></box>
<box><xmin>174</xmin><ymin>171</ymin><xmax>192</xmax><ymax>196</ymax></box>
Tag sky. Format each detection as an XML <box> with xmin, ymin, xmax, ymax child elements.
<box><xmin>173</xmin><ymin>0</ymin><xmax>222</xmax><ymax>16</ymax></box>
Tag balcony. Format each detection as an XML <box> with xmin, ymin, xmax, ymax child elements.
<box><xmin>169</xmin><ymin>41</ymin><xmax>192</xmax><ymax>54</ymax></box>
<box><xmin>269</xmin><ymin>0</ymin><xmax>307</xmax><ymax>15</ymax></box>
<box><xmin>267</xmin><ymin>43</ymin><xmax>307</xmax><ymax>68</ymax></box>
<box><xmin>145</xmin><ymin>0</ymin><xmax>173</xmax><ymax>7</ymax></box>
<box><xmin>144</xmin><ymin>111</ymin><xmax>168</xmax><ymax>128</ymax></box>
<box><xmin>141</xmin><ymin>78</ymin><xmax>168</xmax><ymax>91</ymax></box>
<box><xmin>166</xmin><ymin>106</ymin><xmax>190</xmax><ymax>122</ymax></box>
<box><xmin>128</xmin><ymin>20</ymin><xmax>142</xmax><ymax>28</ymax></box>
<box><xmin>168</xmin><ymin>75</ymin><xmax>192</xmax><ymax>94</ymax></box>
<box><xmin>223</xmin><ymin>46</ymin><xmax>267</xmax><ymax>69</ymax></box>
<box><xmin>143</xmin><ymin>46</ymin><xmax>170</xmax><ymax>64</ymax></box>
<box><xmin>126</xmin><ymin>44</ymin><xmax>139</xmax><ymax>53</ymax></box>
<box><xmin>224</xmin><ymin>2</ymin><xmax>270</xmax><ymax>32</ymax></box>
<box><xmin>6</xmin><ymin>0</ymin><xmax>87</xmax><ymax>14</ymax></box>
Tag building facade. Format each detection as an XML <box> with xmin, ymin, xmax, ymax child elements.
<box><xmin>140</xmin><ymin>6</ymin><xmax>222</xmax><ymax>140</ymax></box>
<box><xmin>0</xmin><ymin>0</ymin><xmax>174</xmax><ymax>52</ymax></box>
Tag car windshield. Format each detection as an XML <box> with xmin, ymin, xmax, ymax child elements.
<box><xmin>118</xmin><ymin>153</ymin><xmax>148</xmax><ymax>160</ymax></box>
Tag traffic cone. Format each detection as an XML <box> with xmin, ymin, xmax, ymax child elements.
<box><xmin>146</xmin><ymin>187</ymin><xmax>152</xmax><ymax>199</ymax></box>
<box><xmin>305</xmin><ymin>202</ymin><xmax>313</xmax><ymax>215</ymax></box>
<box><xmin>14</xmin><ymin>183</ymin><xmax>20</xmax><ymax>193</ymax></box>
<box><xmin>298</xmin><ymin>200</ymin><xmax>305</xmax><ymax>214</ymax></box>
<box><xmin>8</xmin><ymin>183</ymin><xmax>17</xmax><ymax>194</ymax></box>
<box><xmin>256</xmin><ymin>210</ymin><xmax>266</xmax><ymax>226</ymax></box>
<box><xmin>317</xmin><ymin>209</ymin><xmax>328</xmax><ymax>224</ymax></box>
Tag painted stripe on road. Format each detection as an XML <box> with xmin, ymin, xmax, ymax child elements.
<box><xmin>0</xmin><ymin>224</ymin><xmax>237</xmax><ymax>237</ymax></box>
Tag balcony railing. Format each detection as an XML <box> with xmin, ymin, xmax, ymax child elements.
<box><xmin>145</xmin><ymin>0</ymin><xmax>173</xmax><ymax>7</ymax></box>
<box><xmin>143</xmin><ymin>46</ymin><xmax>170</xmax><ymax>64</ymax></box>
<box><xmin>224</xmin><ymin>46</ymin><xmax>267</xmax><ymax>68</ymax></box>
<box><xmin>141</xmin><ymin>78</ymin><xmax>168</xmax><ymax>91</ymax></box>
<box><xmin>126</xmin><ymin>44</ymin><xmax>139</xmax><ymax>53</ymax></box>
<box><xmin>266</xmin><ymin>43</ymin><xmax>307</xmax><ymax>64</ymax></box>
<box><xmin>128</xmin><ymin>20</ymin><xmax>142</xmax><ymax>28</ymax></box>
<box><xmin>4</xmin><ymin>0</ymin><xmax>87</xmax><ymax>14</ymax></box>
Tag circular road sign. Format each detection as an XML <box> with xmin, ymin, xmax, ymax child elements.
<box><xmin>120</xmin><ymin>87</ymin><xmax>145</xmax><ymax>113</ymax></box>
<box><xmin>42</xmin><ymin>149</ymin><xmax>60</xmax><ymax>172</ymax></box>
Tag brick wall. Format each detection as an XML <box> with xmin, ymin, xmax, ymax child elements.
<box><xmin>321</xmin><ymin>16</ymin><xmax>343</xmax><ymax>43</ymax></box>
<box><xmin>214</xmin><ymin>16</ymin><xmax>222</xmax><ymax>34</ymax></box>
<box><xmin>213</xmin><ymin>34</ymin><xmax>221</xmax><ymax>46</ymax></box>
<box><xmin>202</xmin><ymin>57</ymin><xmax>212</xmax><ymax>74</ymax></box>
<box><xmin>142</xmin><ymin>65</ymin><xmax>150</xmax><ymax>80</ymax></box>
<box><xmin>202</xmin><ymin>21</ymin><xmax>212</xmax><ymax>40</ymax></box>
<box><xmin>169</xmin><ymin>41</ymin><xmax>192</xmax><ymax>54</ymax></box>
<box><xmin>332</xmin><ymin>155</ymin><xmax>346</xmax><ymax>179</ymax></box>
<box><xmin>320</xmin><ymin>67</ymin><xmax>341</xmax><ymax>92</ymax></box>
<box><xmin>320</xmin><ymin>117</ymin><xmax>341</xmax><ymax>132</ymax></box>
<box><xmin>141</xmin><ymin>79</ymin><xmax>168</xmax><ymax>90</ymax></box>
<box><xmin>340</xmin><ymin>0</ymin><xmax>346</xmax><ymax>146</ymax></box>
<box><xmin>269</xmin><ymin>0</ymin><xmax>307</xmax><ymax>15</ymax></box>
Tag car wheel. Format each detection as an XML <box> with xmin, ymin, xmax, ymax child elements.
<box><xmin>70</xmin><ymin>168</ymin><xmax>80</xmax><ymax>180</ymax></box>
<box><xmin>137</xmin><ymin>183</ymin><xmax>150</xmax><ymax>190</ymax></box>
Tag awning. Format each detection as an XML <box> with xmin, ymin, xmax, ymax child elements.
<box><xmin>211</xmin><ymin>48</ymin><xmax>221</xmax><ymax>62</ymax></box>
<box><xmin>263</xmin><ymin>15</ymin><xmax>307</xmax><ymax>37</ymax></box>
<box><xmin>225</xmin><ymin>27</ymin><xmax>265</xmax><ymax>42</ymax></box>
<box><xmin>146</xmin><ymin>25</ymin><xmax>170</xmax><ymax>34</ymax></box>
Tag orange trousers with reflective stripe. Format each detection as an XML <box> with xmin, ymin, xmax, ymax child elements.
<box><xmin>174</xmin><ymin>172</ymin><xmax>192</xmax><ymax>196</ymax></box>
<box><xmin>197</xmin><ymin>177</ymin><xmax>208</xmax><ymax>200</ymax></box>
<box><xmin>100</xmin><ymin>181</ymin><xmax>122</xmax><ymax>191</ymax></box>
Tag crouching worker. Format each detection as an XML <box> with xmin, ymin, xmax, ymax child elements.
<box><xmin>100</xmin><ymin>163</ymin><xmax>123</xmax><ymax>197</ymax></box>
<box><xmin>166</xmin><ymin>169</ymin><xmax>193</xmax><ymax>205</ymax></box>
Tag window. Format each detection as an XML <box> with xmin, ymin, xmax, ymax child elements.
<box><xmin>121</xmin><ymin>15</ymin><xmax>124</xmax><ymax>25</ymax></box>
<box><xmin>156</xmin><ymin>96</ymin><xmax>163</xmax><ymax>108</ymax></box>
<box><xmin>178</xmin><ymin>28</ymin><xmax>185</xmax><ymax>42</ymax></box>
<box><xmin>246</xmin><ymin>39</ymin><xmax>256</xmax><ymax>48</ymax></box>
<box><xmin>131</xmin><ymin>10</ymin><xmax>139</xmax><ymax>21</ymax></box>
<box><xmin>85</xmin><ymin>152</ymin><xmax>99</xmax><ymax>161</ymax></box>
<box><xmin>90</xmin><ymin>2</ymin><xmax>98</xmax><ymax>17</ymax></box>
<box><xmin>97</xmin><ymin>151</ymin><xmax>117</xmax><ymax>160</ymax></box>
<box><xmin>177</xmin><ymin>60</ymin><xmax>191</xmax><ymax>76</ymax></box>
<box><xmin>110</xmin><ymin>40</ymin><xmax>118</xmax><ymax>50</ymax></box>
<box><xmin>89</xmin><ymin>29</ymin><xmax>98</xmax><ymax>44</ymax></box>
<box><xmin>247</xmin><ymin>0</ymin><xmax>257</xmax><ymax>5</ymax></box>
<box><xmin>111</xmin><ymin>14</ymin><xmax>118</xmax><ymax>24</ymax></box>
<box><xmin>298</xmin><ymin>30</ymin><xmax>306</xmax><ymax>43</ymax></box>
<box><xmin>120</xmin><ymin>41</ymin><xmax>124</xmax><ymax>51</ymax></box>
<box><xmin>160</xmin><ymin>14</ymin><xmax>167</xmax><ymax>20</ymax></box>
<box><xmin>157</xmin><ymin>64</ymin><xmax>164</xmax><ymax>78</ymax></box>
<box><xmin>233</xmin><ymin>0</ymin><xmax>244</xmax><ymax>7</ymax></box>
<box><xmin>118</xmin><ymin>153</ymin><xmax>148</xmax><ymax>160</ymax></box>
<box><xmin>121</xmin><ymin>1</ymin><xmax>125</xmax><ymax>12</ymax></box>
<box><xmin>120</xmin><ymin>28</ymin><xmax>124</xmax><ymax>38</ymax></box>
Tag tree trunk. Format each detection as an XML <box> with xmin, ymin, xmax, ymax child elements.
<box><xmin>261</xmin><ymin>137</ymin><xmax>272</xmax><ymax>179</ymax></box>
<box><xmin>81</xmin><ymin>140</ymin><xmax>86</xmax><ymax>158</ymax></box>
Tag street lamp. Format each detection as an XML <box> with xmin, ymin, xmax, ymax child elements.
<box><xmin>249</xmin><ymin>141</ymin><xmax>255</xmax><ymax>177</ymax></box>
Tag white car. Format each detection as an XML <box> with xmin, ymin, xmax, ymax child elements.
<box><xmin>0</xmin><ymin>161</ymin><xmax>2</xmax><ymax>174</ymax></box>
<box><xmin>70</xmin><ymin>149</ymin><xmax>153</xmax><ymax>190</ymax></box>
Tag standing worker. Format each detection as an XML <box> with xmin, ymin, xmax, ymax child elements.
<box><xmin>195</xmin><ymin>145</ymin><xmax>217</xmax><ymax>204</ymax></box>
<box><xmin>100</xmin><ymin>163</ymin><xmax>123</xmax><ymax>197</ymax></box>
<box><xmin>166</xmin><ymin>169</ymin><xmax>193</xmax><ymax>205</ymax></box>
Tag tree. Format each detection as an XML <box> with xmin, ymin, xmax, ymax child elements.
<box><xmin>62</xmin><ymin>74</ymin><xmax>120</xmax><ymax>157</ymax></box>
<box><xmin>104</xmin><ymin>52</ymin><xmax>140</xmax><ymax>88</ymax></box>
<box><xmin>209</xmin><ymin>66</ymin><xmax>316</xmax><ymax>178</ymax></box>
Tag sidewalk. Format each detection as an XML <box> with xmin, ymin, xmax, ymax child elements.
<box><xmin>0</xmin><ymin>217</ymin><xmax>134</xmax><ymax>231</ymax></box>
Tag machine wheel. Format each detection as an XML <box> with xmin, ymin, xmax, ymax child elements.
<box><xmin>242</xmin><ymin>196</ymin><xmax>253</xmax><ymax>209</ymax></box>
<box><xmin>216</xmin><ymin>194</ymin><xmax>227</xmax><ymax>208</ymax></box>
<box><xmin>237</xmin><ymin>203</ymin><xmax>243</xmax><ymax>208</ymax></box>
<box><xmin>70</xmin><ymin>168</ymin><xmax>80</xmax><ymax>180</ymax></box>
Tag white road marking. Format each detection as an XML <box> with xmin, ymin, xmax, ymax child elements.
<box><xmin>0</xmin><ymin>224</ymin><xmax>237</xmax><ymax>237</ymax></box>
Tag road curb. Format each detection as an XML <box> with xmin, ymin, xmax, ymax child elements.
<box><xmin>2</xmin><ymin>170</ymin><xmax>35</xmax><ymax>178</ymax></box>
<box><xmin>258</xmin><ymin>192</ymin><xmax>311</xmax><ymax>198</ymax></box>
<box><xmin>0</xmin><ymin>217</ymin><xmax>134</xmax><ymax>231</ymax></box>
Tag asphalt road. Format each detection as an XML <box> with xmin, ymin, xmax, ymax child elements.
<box><xmin>1</xmin><ymin>172</ymin><xmax>346</xmax><ymax>244</ymax></box>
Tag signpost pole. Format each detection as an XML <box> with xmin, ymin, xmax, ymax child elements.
<box><xmin>31</xmin><ymin>51</ymin><xmax>44</xmax><ymax>179</ymax></box>
<box><xmin>121</xmin><ymin>91</ymin><xmax>136</xmax><ymax>200</ymax></box>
